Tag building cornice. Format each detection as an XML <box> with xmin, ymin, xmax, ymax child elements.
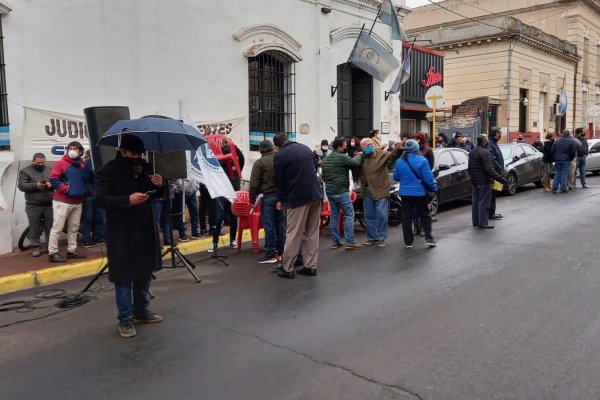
<box><xmin>330</xmin><ymin>25</ymin><xmax>393</xmax><ymax>52</ymax></box>
<box><xmin>233</xmin><ymin>23</ymin><xmax>303</xmax><ymax>62</ymax></box>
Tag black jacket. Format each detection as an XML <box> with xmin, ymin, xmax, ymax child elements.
<box><xmin>576</xmin><ymin>136</ymin><xmax>589</xmax><ymax>157</ymax></box>
<box><xmin>487</xmin><ymin>137</ymin><xmax>504</xmax><ymax>174</ymax></box>
<box><xmin>468</xmin><ymin>145</ymin><xmax>505</xmax><ymax>186</ymax></box>
<box><xmin>95</xmin><ymin>153</ymin><xmax>164</xmax><ymax>283</ymax></box>
<box><xmin>551</xmin><ymin>137</ymin><xmax>578</xmax><ymax>162</ymax></box>
<box><xmin>274</xmin><ymin>141</ymin><xmax>323</xmax><ymax>208</ymax></box>
<box><xmin>542</xmin><ymin>140</ymin><xmax>554</xmax><ymax>163</ymax></box>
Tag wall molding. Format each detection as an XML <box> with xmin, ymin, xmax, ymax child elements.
<box><xmin>330</xmin><ymin>25</ymin><xmax>393</xmax><ymax>52</ymax></box>
<box><xmin>233</xmin><ymin>23</ymin><xmax>302</xmax><ymax>62</ymax></box>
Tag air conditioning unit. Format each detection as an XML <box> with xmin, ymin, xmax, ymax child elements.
<box><xmin>552</xmin><ymin>103</ymin><xmax>562</xmax><ymax>116</ymax></box>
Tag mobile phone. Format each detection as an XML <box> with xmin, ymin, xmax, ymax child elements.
<box><xmin>40</xmin><ymin>180</ymin><xmax>47</xmax><ymax>184</ymax></box>
<box><xmin>145</xmin><ymin>189</ymin><xmax>157</xmax><ymax>196</ymax></box>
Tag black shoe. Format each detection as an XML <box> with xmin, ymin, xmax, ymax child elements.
<box><xmin>94</xmin><ymin>238</ymin><xmax>106</xmax><ymax>245</ymax></box>
<box><xmin>118</xmin><ymin>318</ymin><xmax>137</xmax><ymax>338</ymax></box>
<box><xmin>296</xmin><ymin>267</ymin><xmax>317</xmax><ymax>276</ymax></box>
<box><xmin>479</xmin><ymin>225</ymin><xmax>494</xmax><ymax>229</ymax></box>
<box><xmin>278</xmin><ymin>269</ymin><xmax>295</xmax><ymax>279</ymax></box>
<box><xmin>489</xmin><ymin>214</ymin><xmax>503</xmax><ymax>220</ymax></box>
<box><xmin>82</xmin><ymin>241</ymin><xmax>93</xmax><ymax>248</ymax></box>
<box><xmin>425</xmin><ymin>237</ymin><xmax>437</xmax><ymax>247</ymax></box>
<box><xmin>294</xmin><ymin>257</ymin><xmax>305</xmax><ymax>267</ymax></box>
<box><xmin>133</xmin><ymin>309</ymin><xmax>163</xmax><ymax>323</ymax></box>
<box><xmin>67</xmin><ymin>251</ymin><xmax>87</xmax><ymax>259</ymax></box>
<box><xmin>48</xmin><ymin>253</ymin><xmax>66</xmax><ymax>263</ymax></box>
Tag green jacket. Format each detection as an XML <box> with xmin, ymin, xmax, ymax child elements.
<box><xmin>360</xmin><ymin>147</ymin><xmax>403</xmax><ymax>200</ymax></box>
<box><xmin>322</xmin><ymin>151</ymin><xmax>363</xmax><ymax>195</ymax></box>
<box><xmin>249</xmin><ymin>151</ymin><xmax>277</xmax><ymax>204</ymax></box>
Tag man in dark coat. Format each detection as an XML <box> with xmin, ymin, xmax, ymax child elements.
<box><xmin>468</xmin><ymin>134</ymin><xmax>506</xmax><ymax>229</ymax></box>
<box><xmin>551</xmin><ymin>129</ymin><xmax>578</xmax><ymax>193</ymax></box>
<box><xmin>273</xmin><ymin>133</ymin><xmax>323</xmax><ymax>279</ymax></box>
<box><xmin>94</xmin><ymin>135</ymin><xmax>165</xmax><ymax>338</ymax></box>
<box><xmin>487</xmin><ymin>127</ymin><xmax>505</xmax><ymax>220</ymax></box>
<box><xmin>574</xmin><ymin>127</ymin><xmax>589</xmax><ymax>189</ymax></box>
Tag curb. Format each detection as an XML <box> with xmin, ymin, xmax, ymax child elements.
<box><xmin>0</xmin><ymin>230</ymin><xmax>263</xmax><ymax>296</ymax></box>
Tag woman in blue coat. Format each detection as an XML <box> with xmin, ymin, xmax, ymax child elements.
<box><xmin>393</xmin><ymin>139</ymin><xmax>438</xmax><ymax>248</ymax></box>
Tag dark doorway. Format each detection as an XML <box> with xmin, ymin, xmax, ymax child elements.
<box><xmin>519</xmin><ymin>88</ymin><xmax>529</xmax><ymax>133</ymax></box>
<box><xmin>337</xmin><ymin>64</ymin><xmax>373</xmax><ymax>138</ymax></box>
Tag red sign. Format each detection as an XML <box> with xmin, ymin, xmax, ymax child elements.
<box><xmin>422</xmin><ymin>67</ymin><xmax>443</xmax><ymax>87</ymax></box>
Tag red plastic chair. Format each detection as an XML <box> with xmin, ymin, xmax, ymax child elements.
<box><xmin>320</xmin><ymin>200</ymin><xmax>331</xmax><ymax>236</ymax></box>
<box><xmin>231</xmin><ymin>191</ymin><xmax>263</xmax><ymax>254</ymax></box>
<box><xmin>205</xmin><ymin>134</ymin><xmax>243</xmax><ymax>182</ymax></box>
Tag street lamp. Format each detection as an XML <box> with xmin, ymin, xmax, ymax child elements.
<box><xmin>522</xmin><ymin>97</ymin><xmax>529</xmax><ymax>107</ymax></box>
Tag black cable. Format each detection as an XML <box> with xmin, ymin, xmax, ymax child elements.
<box><xmin>426</xmin><ymin>0</ymin><xmax>505</xmax><ymax>31</ymax></box>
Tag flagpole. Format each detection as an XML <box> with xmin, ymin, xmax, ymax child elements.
<box><xmin>331</xmin><ymin>24</ymin><xmax>365</xmax><ymax>97</ymax></box>
<box><xmin>385</xmin><ymin>37</ymin><xmax>417</xmax><ymax>100</ymax></box>
<box><xmin>368</xmin><ymin>5</ymin><xmax>382</xmax><ymax>36</ymax></box>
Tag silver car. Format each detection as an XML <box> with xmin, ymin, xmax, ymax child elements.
<box><xmin>585</xmin><ymin>138</ymin><xmax>600</xmax><ymax>174</ymax></box>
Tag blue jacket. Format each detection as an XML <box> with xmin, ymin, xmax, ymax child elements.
<box><xmin>551</xmin><ymin>137</ymin><xmax>578</xmax><ymax>162</ymax></box>
<box><xmin>393</xmin><ymin>153</ymin><xmax>438</xmax><ymax>197</ymax></box>
<box><xmin>487</xmin><ymin>137</ymin><xmax>504</xmax><ymax>173</ymax></box>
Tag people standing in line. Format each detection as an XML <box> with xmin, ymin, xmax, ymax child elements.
<box><xmin>18</xmin><ymin>153</ymin><xmax>54</xmax><ymax>257</ymax></box>
<box><xmin>80</xmin><ymin>150</ymin><xmax>106</xmax><ymax>248</ymax></box>
<box><xmin>394</xmin><ymin>139</ymin><xmax>438</xmax><ymax>248</ymax></box>
<box><xmin>487</xmin><ymin>127</ymin><xmax>505</xmax><ymax>220</ymax></box>
<box><xmin>468</xmin><ymin>134</ymin><xmax>507</xmax><ymax>229</ymax></box>
<box><xmin>359</xmin><ymin>137</ymin><xmax>403</xmax><ymax>247</ymax></box>
<box><xmin>95</xmin><ymin>134</ymin><xmax>165</xmax><ymax>338</ymax></box>
<box><xmin>574</xmin><ymin>127</ymin><xmax>589</xmax><ymax>189</ymax></box>
<box><xmin>551</xmin><ymin>129</ymin><xmax>578</xmax><ymax>194</ymax></box>
<box><xmin>249</xmin><ymin>140</ymin><xmax>285</xmax><ymax>264</ymax></box>
<box><xmin>322</xmin><ymin>137</ymin><xmax>363</xmax><ymax>250</ymax></box>
<box><xmin>273</xmin><ymin>133</ymin><xmax>323</xmax><ymax>279</ymax></box>
<box><xmin>47</xmin><ymin>141</ymin><xmax>88</xmax><ymax>262</ymax></box>
<box><xmin>541</xmin><ymin>133</ymin><xmax>555</xmax><ymax>193</ymax></box>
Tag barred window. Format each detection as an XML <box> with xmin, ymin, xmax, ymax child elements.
<box><xmin>248</xmin><ymin>52</ymin><xmax>296</xmax><ymax>151</ymax></box>
<box><xmin>0</xmin><ymin>16</ymin><xmax>8</xmax><ymax>150</ymax></box>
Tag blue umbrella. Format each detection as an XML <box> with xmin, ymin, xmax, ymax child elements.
<box><xmin>98</xmin><ymin>116</ymin><xmax>206</xmax><ymax>153</ymax></box>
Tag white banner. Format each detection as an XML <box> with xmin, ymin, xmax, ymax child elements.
<box><xmin>21</xmin><ymin>107</ymin><xmax>89</xmax><ymax>161</ymax></box>
<box><xmin>179</xmin><ymin>101</ymin><xmax>236</xmax><ymax>201</ymax></box>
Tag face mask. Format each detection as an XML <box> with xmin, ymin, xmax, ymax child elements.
<box><xmin>419</xmin><ymin>144</ymin><xmax>425</xmax><ymax>151</ymax></box>
<box><xmin>68</xmin><ymin>150</ymin><xmax>80</xmax><ymax>160</ymax></box>
<box><xmin>125</xmin><ymin>157</ymin><xmax>142</xmax><ymax>166</ymax></box>
<box><xmin>33</xmin><ymin>164</ymin><xmax>45</xmax><ymax>172</ymax></box>
<box><xmin>364</xmin><ymin>145</ymin><xmax>375</xmax><ymax>155</ymax></box>
<box><xmin>321</xmin><ymin>146</ymin><xmax>329</xmax><ymax>151</ymax></box>
<box><xmin>350</xmin><ymin>141</ymin><xmax>355</xmax><ymax>147</ymax></box>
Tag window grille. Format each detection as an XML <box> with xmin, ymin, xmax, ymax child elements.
<box><xmin>248</xmin><ymin>52</ymin><xmax>296</xmax><ymax>151</ymax></box>
<box><xmin>0</xmin><ymin>16</ymin><xmax>9</xmax><ymax>150</ymax></box>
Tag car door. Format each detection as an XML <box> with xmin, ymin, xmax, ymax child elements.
<box><xmin>509</xmin><ymin>145</ymin><xmax>527</xmax><ymax>183</ymax></box>
<box><xmin>521</xmin><ymin>144</ymin><xmax>538</xmax><ymax>183</ymax></box>
<box><xmin>434</xmin><ymin>149</ymin><xmax>459</xmax><ymax>202</ymax></box>
<box><xmin>450</xmin><ymin>149</ymin><xmax>471</xmax><ymax>198</ymax></box>
<box><xmin>587</xmin><ymin>141</ymin><xmax>600</xmax><ymax>172</ymax></box>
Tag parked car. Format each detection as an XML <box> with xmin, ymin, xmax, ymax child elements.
<box><xmin>428</xmin><ymin>147</ymin><xmax>472</xmax><ymax>215</ymax></box>
<box><xmin>499</xmin><ymin>143</ymin><xmax>544</xmax><ymax>195</ymax></box>
<box><xmin>584</xmin><ymin>138</ymin><xmax>600</xmax><ymax>174</ymax></box>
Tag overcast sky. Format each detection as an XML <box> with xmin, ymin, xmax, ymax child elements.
<box><xmin>406</xmin><ymin>0</ymin><xmax>439</xmax><ymax>8</ymax></box>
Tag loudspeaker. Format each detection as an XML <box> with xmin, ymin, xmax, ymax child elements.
<box><xmin>148</xmin><ymin>152</ymin><xmax>187</xmax><ymax>180</ymax></box>
<box><xmin>84</xmin><ymin>106</ymin><xmax>131</xmax><ymax>170</ymax></box>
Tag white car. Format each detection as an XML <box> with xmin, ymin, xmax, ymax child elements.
<box><xmin>585</xmin><ymin>138</ymin><xmax>600</xmax><ymax>174</ymax></box>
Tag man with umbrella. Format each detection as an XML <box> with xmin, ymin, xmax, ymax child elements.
<box><xmin>95</xmin><ymin>135</ymin><xmax>165</xmax><ymax>338</ymax></box>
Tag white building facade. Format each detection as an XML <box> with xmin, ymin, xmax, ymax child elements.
<box><xmin>0</xmin><ymin>0</ymin><xmax>407</xmax><ymax>254</ymax></box>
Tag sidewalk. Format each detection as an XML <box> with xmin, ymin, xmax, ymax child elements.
<box><xmin>0</xmin><ymin>229</ymin><xmax>262</xmax><ymax>295</ymax></box>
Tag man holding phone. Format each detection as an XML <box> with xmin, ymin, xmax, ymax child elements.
<box><xmin>95</xmin><ymin>134</ymin><xmax>165</xmax><ymax>338</ymax></box>
<box><xmin>18</xmin><ymin>153</ymin><xmax>54</xmax><ymax>257</ymax></box>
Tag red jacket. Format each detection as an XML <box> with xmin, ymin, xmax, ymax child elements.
<box><xmin>49</xmin><ymin>155</ymin><xmax>87</xmax><ymax>204</ymax></box>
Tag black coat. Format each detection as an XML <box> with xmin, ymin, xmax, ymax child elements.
<box><xmin>274</xmin><ymin>141</ymin><xmax>323</xmax><ymax>208</ymax></box>
<box><xmin>94</xmin><ymin>153</ymin><xmax>163</xmax><ymax>283</ymax></box>
<box><xmin>542</xmin><ymin>140</ymin><xmax>554</xmax><ymax>163</ymax></box>
<box><xmin>468</xmin><ymin>145</ymin><xmax>505</xmax><ymax>186</ymax></box>
<box><xmin>487</xmin><ymin>138</ymin><xmax>504</xmax><ymax>174</ymax></box>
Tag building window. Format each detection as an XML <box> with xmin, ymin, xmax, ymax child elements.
<box><xmin>583</xmin><ymin>90</ymin><xmax>588</xmax><ymax>126</ymax></box>
<box><xmin>248</xmin><ymin>51</ymin><xmax>296</xmax><ymax>151</ymax></box>
<box><xmin>583</xmin><ymin>38</ymin><xmax>589</xmax><ymax>82</ymax></box>
<box><xmin>0</xmin><ymin>16</ymin><xmax>9</xmax><ymax>150</ymax></box>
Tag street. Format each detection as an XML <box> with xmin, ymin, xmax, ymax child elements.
<box><xmin>2</xmin><ymin>180</ymin><xmax>600</xmax><ymax>400</ymax></box>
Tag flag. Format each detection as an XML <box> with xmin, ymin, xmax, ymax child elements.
<box><xmin>559</xmin><ymin>89</ymin><xmax>568</xmax><ymax>115</ymax></box>
<box><xmin>378</xmin><ymin>0</ymin><xmax>408</xmax><ymax>41</ymax></box>
<box><xmin>388</xmin><ymin>46</ymin><xmax>412</xmax><ymax>94</ymax></box>
<box><xmin>349</xmin><ymin>31</ymin><xmax>400</xmax><ymax>83</ymax></box>
<box><xmin>179</xmin><ymin>100</ymin><xmax>236</xmax><ymax>201</ymax></box>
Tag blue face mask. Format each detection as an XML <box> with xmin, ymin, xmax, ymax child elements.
<box><xmin>364</xmin><ymin>145</ymin><xmax>375</xmax><ymax>155</ymax></box>
<box><xmin>419</xmin><ymin>144</ymin><xmax>424</xmax><ymax>151</ymax></box>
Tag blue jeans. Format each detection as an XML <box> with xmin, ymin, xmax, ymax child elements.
<box><xmin>363</xmin><ymin>187</ymin><xmax>389</xmax><ymax>242</ymax></box>
<box><xmin>576</xmin><ymin>157</ymin><xmax>587</xmax><ymax>187</ymax></box>
<box><xmin>552</xmin><ymin>161</ymin><xmax>570</xmax><ymax>192</ymax></box>
<box><xmin>154</xmin><ymin>200</ymin><xmax>171</xmax><ymax>244</ymax></box>
<box><xmin>212</xmin><ymin>197</ymin><xmax>237</xmax><ymax>245</ymax></box>
<box><xmin>80</xmin><ymin>196</ymin><xmax>106</xmax><ymax>243</ymax></box>
<box><xmin>115</xmin><ymin>277</ymin><xmax>151</xmax><ymax>321</ymax></box>
<box><xmin>327</xmin><ymin>192</ymin><xmax>356</xmax><ymax>245</ymax></box>
<box><xmin>472</xmin><ymin>184</ymin><xmax>492</xmax><ymax>227</ymax></box>
<box><xmin>260</xmin><ymin>196</ymin><xmax>285</xmax><ymax>257</ymax></box>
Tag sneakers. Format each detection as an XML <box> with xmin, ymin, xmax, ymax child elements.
<box><xmin>179</xmin><ymin>236</ymin><xmax>190</xmax><ymax>242</ymax></box>
<box><xmin>118</xmin><ymin>318</ymin><xmax>136</xmax><ymax>338</ymax></box>
<box><xmin>230</xmin><ymin>241</ymin><xmax>238</xmax><ymax>249</ymax></box>
<box><xmin>67</xmin><ymin>251</ymin><xmax>87</xmax><ymax>259</ymax></box>
<box><xmin>133</xmin><ymin>309</ymin><xmax>163</xmax><ymax>323</ymax></box>
<box><xmin>32</xmin><ymin>248</ymin><xmax>41</xmax><ymax>257</ymax></box>
<box><xmin>345</xmin><ymin>243</ymin><xmax>362</xmax><ymax>250</ymax></box>
<box><xmin>207</xmin><ymin>243</ymin><xmax>216</xmax><ymax>253</ymax></box>
<box><xmin>405</xmin><ymin>244</ymin><xmax>413</xmax><ymax>249</ymax></box>
<box><xmin>377</xmin><ymin>241</ymin><xmax>386</xmax><ymax>247</ymax></box>
<box><xmin>296</xmin><ymin>267</ymin><xmax>317</xmax><ymax>276</ymax></box>
<box><xmin>278</xmin><ymin>269</ymin><xmax>295</xmax><ymax>279</ymax></box>
<box><xmin>363</xmin><ymin>240</ymin><xmax>379</xmax><ymax>246</ymax></box>
<box><xmin>425</xmin><ymin>237</ymin><xmax>437</xmax><ymax>247</ymax></box>
<box><xmin>48</xmin><ymin>253</ymin><xmax>66</xmax><ymax>263</ymax></box>
<box><xmin>94</xmin><ymin>238</ymin><xmax>106</xmax><ymax>245</ymax></box>
<box><xmin>82</xmin><ymin>241</ymin><xmax>93</xmax><ymax>248</ymax></box>
<box><xmin>190</xmin><ymin>234</ymin><xmax>201</xmax><ymax>240</ymax></box>
<box><xmin>331</xmin><ymin>242</ymin><xmax>343</xmax><ymax>249</ymax></box>
<box><xmin>257</xmin><ymin>254</ymin><xmax>279</xmax><ymax>264</ymax></box>
<box><xmin>583</xmin><ymin>185</ymin><xmax>589</xmax><ymax>188</ymax></box>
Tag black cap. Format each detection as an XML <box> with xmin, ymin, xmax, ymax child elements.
<box><xmin>120</xmin><ymin>134</ymin><xmax>145</xmax><ymax>154</ymax></box>
<box><xmin>321</xmin><ymin>139</ymin><xmax>329</xmax><ymax>146</ymax></box>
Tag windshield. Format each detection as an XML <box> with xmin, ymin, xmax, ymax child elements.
<box><xmin>500</xmin><ymin>146</ymin><xmax>512</xmax><ymax>160</ymax></box>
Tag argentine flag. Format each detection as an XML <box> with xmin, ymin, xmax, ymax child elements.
<box><xmin>378</xmin><ymin>0</ymin><xmax>408</xmax><ymax>41</ymax></box>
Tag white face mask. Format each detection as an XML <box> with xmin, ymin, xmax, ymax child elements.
<box><xmin>68</xmin><ymin>150</ymin><xmax>80</xmax><ymax>159</ymax></box>
<box><xmin>350</xmin><ymin>141</ymin><xmax>356</xmax><ymax>146</ymax></box>
<box><xmin>321</xmin><ymin>146</ymin><xmax>329</xmax><ymax>151</ymax></box>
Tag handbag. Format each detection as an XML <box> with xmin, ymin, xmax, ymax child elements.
<box><xmin>404</xmin><ymin>157</ymin><xmax>437</xmax><ymax>201</ymax></box>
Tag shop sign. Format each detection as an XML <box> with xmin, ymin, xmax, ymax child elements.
<box><xmin>422</xmin><ymin>67</ymin><xmax>443</xmax><ymax>88</ymax></box>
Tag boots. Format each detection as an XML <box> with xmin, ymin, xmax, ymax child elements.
<box><xmin>543</xmin><ymin>178</ymin><xmax>552</xmax><ymax>192</ymax></box>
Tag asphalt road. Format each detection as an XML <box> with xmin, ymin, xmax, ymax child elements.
<box><xmin>2</xmin><ymin>179</ymin><xmax>600</xmax><ymax>400</ymax></box>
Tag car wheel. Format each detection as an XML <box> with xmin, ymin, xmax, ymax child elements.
<box><xmin>505</xmin><ymin>173</ymin><xmax>517</xmax><ymax>196</ymax></box>
<box><xmin>534</xmin><ymin>168</ymin><xmax>544</xmax><ymax>188</ymax></box>
<box><xmin>593</xmin><ymin>170</ymin><xmax>600</xmax><ymax>175</ymax></box>
<box><xmin>429</xmin><ymin>192</ymin><xmax>439</xmax><ymax>216</ymax></box>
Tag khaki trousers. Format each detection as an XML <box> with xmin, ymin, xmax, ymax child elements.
<box><xmin>282</xmin><ymin>200</ymin><xmax>321</xmax><ymax>272</ymax></box>
<box><xmin>48</xmin><ymin>200</ymin><xmax>82</xmax><ymax>254</ymax></box>
<box><xmin>568</xmin><ymin>159</ymin><xmax>577</xmax><ymax>188</ymax></box>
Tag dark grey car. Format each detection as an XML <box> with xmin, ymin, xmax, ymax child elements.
<box><xmin>499</xmin><ymin>143</ymin><xmax>544</xmax><ymax>195</ymax></box>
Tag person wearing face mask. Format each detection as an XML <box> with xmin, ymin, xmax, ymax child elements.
<box><xmin>359</xmin><ymin>137</ymin><xmax>403</xmax><ymax>247</ymax></box>
<box><xmin>47</xmin><ymin>141</ymin><xmax>89</xmax><ymax>262</ymax></box>
<box><xmin>95</xmin><ymin>134</ymin><xmax>165</xmax><ymax>338</ymax></box>
<box><xmin>347</xmin><ymin>136</ymin><xmax>360</xmax><ymax>158</ymax></box>
<box><xmin>18</xmin><ymin>153</ymin><xmax>54</xmax><ymax>257</ymax></box>
<box><xmin>369</xmin><ymin>129</ymin><xmax>388</xmax><ymax>151</ymax></box>
<box><xmin>313</xmin><ymin>139</ymin><xmax>331</xmax><ymax>170</ymax></box>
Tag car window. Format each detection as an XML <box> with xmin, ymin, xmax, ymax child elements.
<box><xmin>451</xmin><ymin>150</ymin><xmax>469</xmax><ymax>165</ymax></box>
<box><xmin>500</xmin><ymin>146</ymin><xmax>512</xmax><ymax>159</ymax></box>
<box><xmin>513</xmin><ymin>146</ymin><xmax>525</xmax><ymax>158</ymax></box>
<box><xmin>436</xmin><ymin>150</ymin><xmax>455</xmax><ymax>167</ymax></box>
<box><xmin>591</xmin><ymin>142</ymin><xmax>600</xmax><ymax>152</ymax></box>
<box><xmin>522</xmin><ymin>145</ymin><xmax>535</xmax><ymax>156</ymax></box>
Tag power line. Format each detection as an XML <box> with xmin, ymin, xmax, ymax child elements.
<box><xmin>453</xmin><ymin>0</ymin><xmax>496</xmax><ymax>15</ymax></box>
<box><xmin>426</xmin><ymin>0</ymin><xmax>506</xmax><ymax>31</ymax></box>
